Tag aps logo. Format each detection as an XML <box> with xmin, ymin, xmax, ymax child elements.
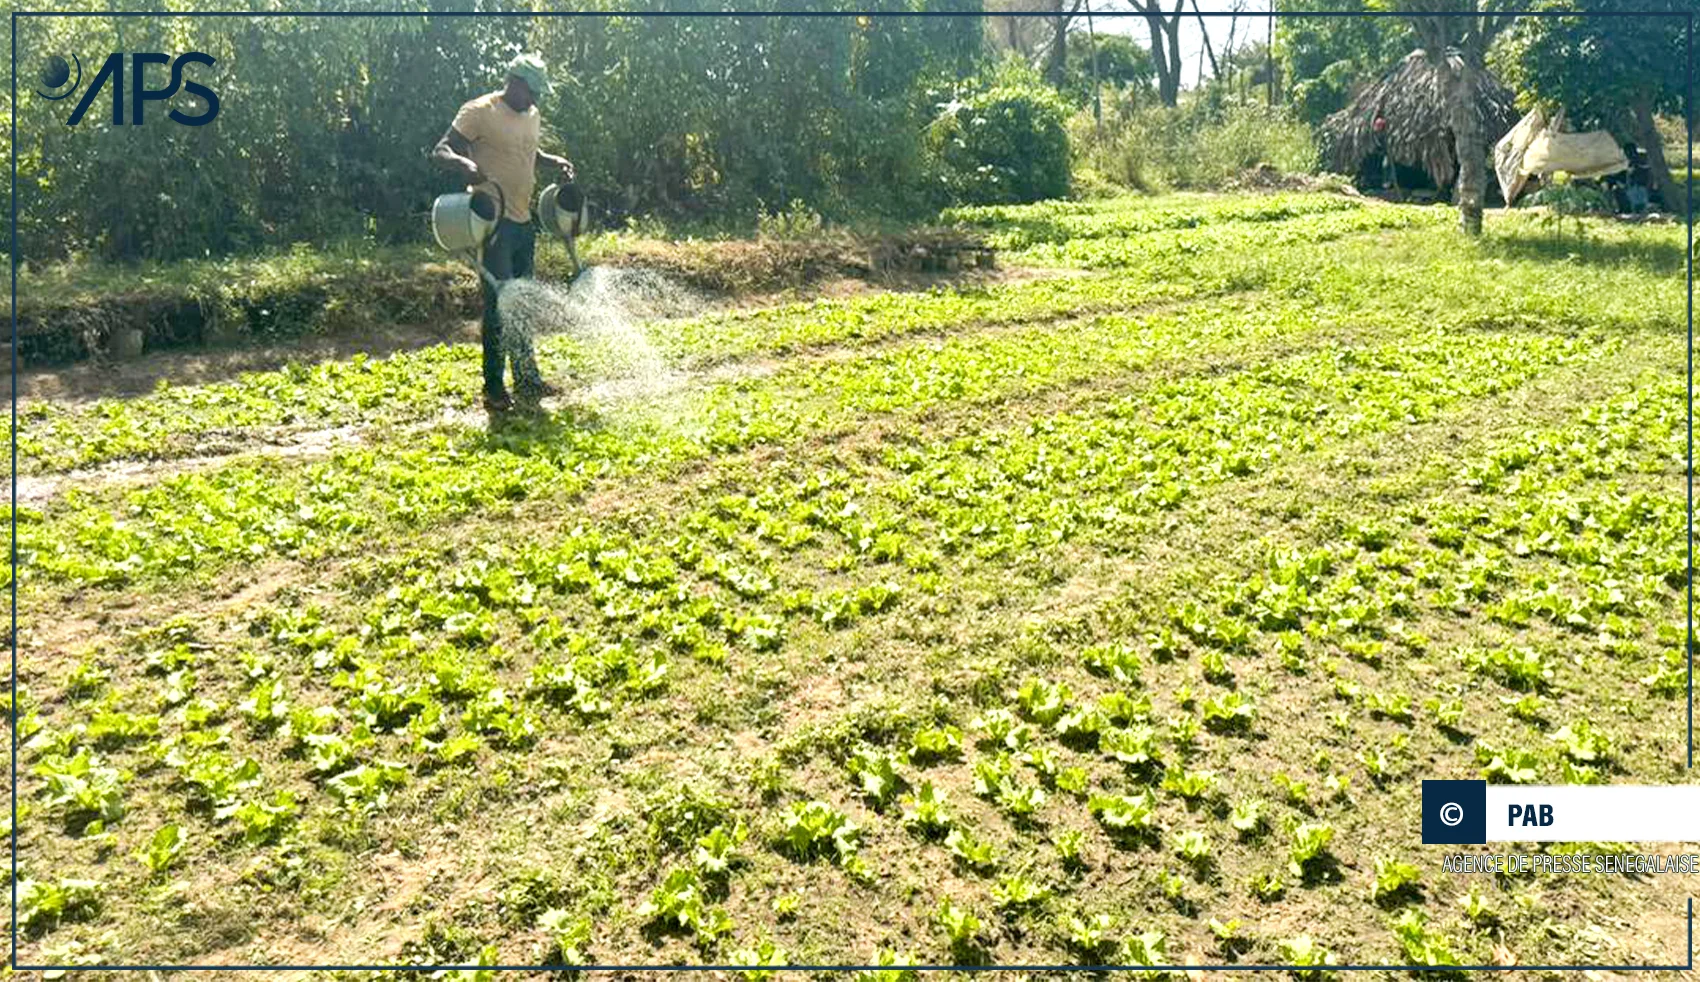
<box><xmin>37</xmin><ymin>52</ymin><xmax>220</xmax><ymax>126</ymax></box>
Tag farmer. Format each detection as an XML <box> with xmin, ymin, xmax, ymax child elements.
<box><xmin>1371</xmin><ymin>112</ymin><xmax>1399</xmax><ymax>196</ymax></box>
<box><xmin>432</xmin><ymin>53</ymin><xmax>576</xmax><ymax>413</ymax></box>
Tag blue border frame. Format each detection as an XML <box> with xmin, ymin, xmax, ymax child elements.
<box><xmin>7</xmin><ymin>4</ymin><xmax>1695</xmax><ymax>974</ymax></box>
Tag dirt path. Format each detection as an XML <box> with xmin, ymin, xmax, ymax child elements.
<box><xmin>16</xmin><ymin>265</ymin><xmax>1061</xmax><ymax>405</ymax></box>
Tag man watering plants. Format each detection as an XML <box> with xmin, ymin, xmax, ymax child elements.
<box><xmin>432</xmin><ymin>53</ymin><xmax>577</xmax><ymax>413</ymax></box>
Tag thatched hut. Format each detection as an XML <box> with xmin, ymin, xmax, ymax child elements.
<box><xmin>1322</xmin><ymin>50</ymin><xmax>1520</xmax><ymax>193</ymax></box>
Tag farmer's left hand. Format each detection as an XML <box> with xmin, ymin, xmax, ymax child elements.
<box><xmin>560</xmin><ymin>159</ymin><xmax>577</xmax><ymax>183</ymax></box>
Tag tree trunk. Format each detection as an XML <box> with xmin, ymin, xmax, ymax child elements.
<box><xmin>1046</xmin><ymin>3</ymin><xmax>1069</xmax><ymax>87</ymax></box>
<box><xmin>1165</xmin><ymin>16</ymin><xmax>1183</xmax><ymax>106</ymax></box>
<box><xmin>1190</xmin><ymin>0</ymin><xmax>1221</xmax><ymax>81</ymax></box>
<box><xmin>1145</xmin><ymin>13</ymin><xmax>1179</xmax><ymax>107</ymax></box>
<box><xmin>1633</xmin><ymin>98</ymin><xmax>1678</xmax><ymax>211</ymax></box>
<box><xmin>1448</xmin><ymin>54</ymin><xmax>1486</xmax><ymax>236</ymax></box>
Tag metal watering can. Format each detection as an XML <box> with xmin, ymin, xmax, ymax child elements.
<box><xmin>537</xmin><ymin>182</ymin><xmax>590</xmax><ymax>277</ymax></box>
<box><xmin>430</xmin><ymin>181</ymin><xmax>590</xmax><ymax>288</ymax></box>
<box><xmin>431</xmin><ymin>185</ymin><xmax>505</xmax><ymax>291</ymax></box>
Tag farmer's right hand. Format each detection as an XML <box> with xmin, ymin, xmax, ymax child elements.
<box><xmin>462</xmin><ymin>160</ymin><xmax>485</xmax><ymax>185</ymax></box>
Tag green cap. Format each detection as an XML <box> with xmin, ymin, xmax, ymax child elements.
<box><xmin>505</xmin><ymin>53</ymin><xmax>550</xmax><ymax>99</ymax></box>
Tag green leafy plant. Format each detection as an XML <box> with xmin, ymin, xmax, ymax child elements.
<box><xmin>537</xmin><ymin>908</ymin><xmax>592</xmax><ymax>965</ymax></box>
<box><xmin>1277</xmin><ymin>934</ymin><xmax>1338</xmax><ymax>978</ymax></box>
<box><xmin>1370</xmin><ymin>856</ymin><xmax>1422</xmax><ymax>904</ymax></box>
<box><xmin>778</xmin><ymin>800</ymin><xmax>861</xmax><ymax>867</ymax></box>
<box><xmin>908</xmin><ymin>725</ymin><xmax>964</xmax><ymax>762</ymax></box>
<box><xmin>847</xmin><ymin>745</ymin><xmax>908</xmax><ymax>806</ymax></box>
<box><xmin>1089</xmin><ymin>791</ymin><xmax>1159</xmax><ymax>839</ymax></box>
<box><xmin>1288</xmin><ymin>822</ymin><xmax>1336</xmax><ymax>878</ymax></box>
<box><xmin>1390</xmin><ymin>908</ymin><xmax>1459</xmax><ymax>968</ymax></box>
<box><xmin>899</xmin><ymin>780</ymin><xmax>953</xmax><ymax>836</ymax></box>
<box><xmin>1064</xmin><ymin>912</ymin><xmax>1116</xmax><ymax>957</ymax></box>
<box><xmin>945</xmin><ymin>826</ymin><xmax>999</xmax><ymax>872</ymax></box>
<box><xmin>934</xmin><ymin>898</ymin><xmax>983</xmax><ymax>956</ymax></box>
<box><xmin>991</xmin><ymin>872</ymin><xmax>1051</xmax><ymax>912</ymax></box>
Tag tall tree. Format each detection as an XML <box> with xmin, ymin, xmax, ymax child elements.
<box><xmin>1389</xmin><ymin>0</ymin><xmax>1519</xmax><ymax>235</ymax></box>
<box><xmin>1277</xmin><ymin>1</ymin><xmax>1412</xmax><ymax>124</ymax></box>
<box><xmin>1497</xmin><ymin>0</ymin><xmax>1688</xmax><ymax>209</ymax></box>
<box><xmin>1128</xmin><ymin>0</ymin><xmax>1187</xmax><ymax>107</ymax></box>
<box><xmin>1046</xmin><ymin>0</ymin><xmax>1088</xmax><ymax>86</ymax></box>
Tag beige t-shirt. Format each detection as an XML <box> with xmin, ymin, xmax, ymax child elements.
<box><xmin>451</xmin><ymin>91</ymin><xmax>541</xmax><ymax>222</ymax></box>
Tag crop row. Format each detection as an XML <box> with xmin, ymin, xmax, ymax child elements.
<box><xmin>21</xmin><ymin>198</ymin><xmax>1659</xmax><ymax>478</ymax></box>
<box><xmin>943</xmin><ymin>191</ymin><xmax>1366</xmax><ymax>250</ymax></box>
<box><xmin>1010</xmin><ymin>206</ymin><xmax>1449</xmax><ymax>270</ymax></box>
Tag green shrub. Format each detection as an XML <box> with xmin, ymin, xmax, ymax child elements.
<box><xmin>927</xmin><ymin>81</ymin><xmax>1072</xmax><ymax>206</ymax></box>
<box><xmin>1071</xmin><ymin>100</ymin><xmax>1317</xmax><ymax>192</ymax></box>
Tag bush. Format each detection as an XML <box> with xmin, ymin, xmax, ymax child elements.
<box><xmin>1071</xmin><ymin>99</ymin><xmax>1318</xmax><ymax>192</ymax></box>
<box><xmin>926</xmin><ymin>81</ymin><xmax>1072</xmax><ymax>206</ymax></box>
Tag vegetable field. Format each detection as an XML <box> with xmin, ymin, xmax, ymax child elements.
<box><xmin>8</xmin><ymin>192</ymin><xmax>1692</xmax><ymax>975</ymax></box>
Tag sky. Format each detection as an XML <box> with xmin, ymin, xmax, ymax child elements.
<box><xmin>1072</xmin><ymin>0</ymin><xmax>1278</xmax><ymax>92</ymax></box>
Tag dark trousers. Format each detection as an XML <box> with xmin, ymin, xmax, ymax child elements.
<box><xmin>480</xmin><ymin>218</ymin><xmax>543</xmax><ymax>399</ymax></box>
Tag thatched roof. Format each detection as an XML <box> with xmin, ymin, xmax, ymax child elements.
<box><xmin>1322</xmin><ymin>49</ymin><xmax>1520</xmax><ymax>189</ymax></box>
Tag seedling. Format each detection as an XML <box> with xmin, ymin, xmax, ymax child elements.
<box><xmin>972</xmin><ymin>753</ymin><xmax>1015</xmax><ymax>797</ymax></box>
<box><xmin>935</xmin><ymin>898</ymin><xmax>982</xmax><ymax>954</ymax></box>
<box><xmin>1055</xmin><ymin>766</ymin><xmax>1090</xmax><ymax>796</ymax></box>
<box><xmin>1089</xmin><ymin>791</ymin><xmax>1159</xmax><ymax>839</ymax></box>
<box><xmin>537</xmin><ymin>909</ymin><xmax>591</xmax><ymax>965</ymax></box>
<box><xmin>1065</xmin><ymin>912</ymin><xmax>1116</xmax><ymax>957</ymax></box>
<box><xmin>1273</xmin><ymin>771</ymin><xmax>1311</xmax><ymax>808</ymax></box>
<box><xmin>1053</xmin><ymin>708</ymin><xmax>1104</xmax><ymax>744</ymax></box>
<box><xmin>1288</xmin><ymin>822</ymin><xmax>1335</xmax><ymax>878</ymax></box>
<box><xmin>1370</xmin><ymin>856</ymin><xmax>1422</xmax><ymax>904</ymax></box>
<box><xmin>16</xmin><ymin>877</ymin><xmax>102</xmax><ymax>933</ymax></box>
<box><xmin>1161</xmin><ymin>765</ymin><xmax>1217</xmax><ymax>802</ymax></box>
<box><xmin>731</xmin><ymin>939</ymin><xmax>785</xmax><ymax>980</ymax></box>
<box><xmin>1123</xmin><ymin>929</ymin><xmax>1169</xmax><ymax>975</ymax></box>
<box><xmin>1391</xmin><ymin>908</ymin><xmax>1459</xmax><ymax>967</ymax></box>
<box><xmin>972</xmin><ymin>708</ymin><xmax>1020</xmax><ymax>746</ymax></box>
<box><xmin>140</xmin><ymin>823</ymin><xmax>184</xmax><ymax>876</ymax></box>
<box><xmin>1017</xmin><ymin>677</ymin><xmax>1072</xmax><ymax>725</ymax></box>
<box><xmin>1357</xmin><ymin>748</ymin><xmax>1395</xmax><ymax>784</ymax></box>
<box><xmin>1083</xmin><ymin>643</ymin><xmax>1141</xmax><ymax>684</ymax></box>
<box><xmin>1277</xmin><ymin>934</ymin><xmax>1338</xmax><ymax>978</ymax></box>
<box><xmin>1229</xmin><ymin>798</ymin><xmax>1267</xmax><ymax>837</ymax></box>
<box><xmin>1460</xmin><ymin>883</ymin><xmax>1499</xmax><ymax>925</ymax></box>
<box><xmin>1500</xmin><ymin>692</ymin><xmax>1544</xmax><ymax>723</ymax></box>
<box><xmin>779</xmin><ymin>800</ymin><xmax>861</xmax><ymax>865</ymax></box>
<box><xmin>899</xmin><ymin>781</ymin><xmax>953</xmax><ymax>836</ymax></box>
<box><xmin>1476</xmin><ymin>744</ymin><xmax>1542</xmax><ymax>784</ymax></box>
<box><xmin>693</xmin><ymin>823</ymin><xmax>746</xmax><ymax>878</ymax></box>
<box><xmin>1550</xmin><ymin>720</ymin><xmax>1612</xmax><ymax>763</ymax></box>
<box><xmin>1172</xmin><ymin>829</ymin><xmax>1212</xmax><ymax>866</ymax></box>
<box><xmin>991</xmin><ymin>873</ymin><xmax>1051</xmax><ymax>912</ymax></box>
<box><xmin>1365</xmin><ymin>691</ymin><xmax>1412</xmax><ymax>722</ymax></box>
<box><xmin>908</xmin><ymin>725</ymin><xmax>964</xmax><ymax>763</ymax></box>
<box><xmin>847</xmin><ymin>745</ymin><xmax>908</xmax><ymax>806</ymax></box>
<box><xmin>995</xmin><ymin>779</ymin><xmax>1048</xmax><ymax>818</ymax></box>
<box><xmin>945</xmin><ymin>826</ymin><xmax>999</xmax><ymax>872</ymax></box>
<box><xmin>1053</xmin><ymin>829</ymin><xmax>1087</xmax><ymax>869</ymax></box>
<box><xmin>1201</xmin><ymin>692</ymin><xmax>1256</xmax><ymax>732</ymax></box>
<box><xmin>1426</xmin><ymin>696</ymin><xmax>1466</xmax><ymax>730</ymax></box>
<box><xmin>1102</xmin><ymin>724</ymin><xmax>1161</xmax><ymax>768</ymax></box>
<box><xmin>1097</xmin><ymin>691</ymin><xmax>1152</xmax><ymax>724</ymax></box>
<box><xmin>1249</xmin><ymin>869</ymin><xmax>1286</xmax><ymax>901</ymax></box>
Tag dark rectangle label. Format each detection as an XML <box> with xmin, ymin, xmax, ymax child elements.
<box><xmin>1422</xmin><ymin>779</ymin><xmax>1487</xmax><ymax>844</ymax></box>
